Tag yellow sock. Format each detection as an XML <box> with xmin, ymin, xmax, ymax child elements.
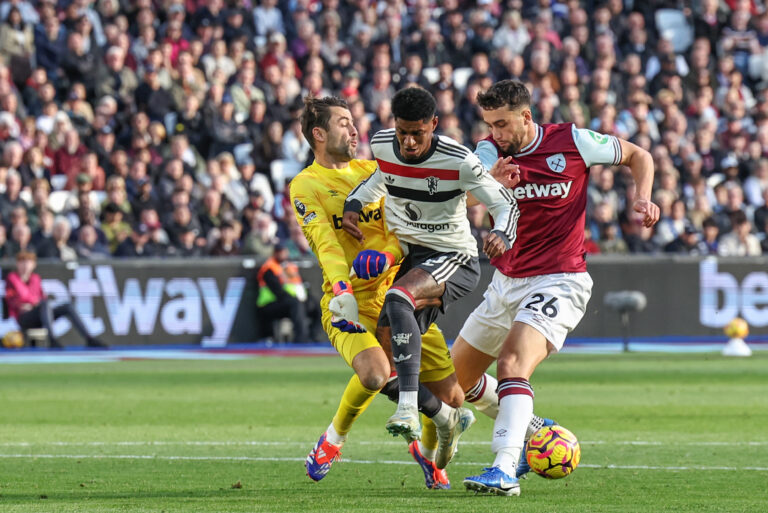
<box><xmin>419</xmin><ymin>415</ymin><xmax>438</xmax><ymax>461</ymax></box>
<box><xmin>331</xmin><ymin>374</ymin><xmax>379</xmax><ymax>438</ymax></box>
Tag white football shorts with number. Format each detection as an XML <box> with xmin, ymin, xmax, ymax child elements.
<box><xmin>459</xmin><ymin>270</ymin><xmax>593</xmax><ymax>354</ymax></box>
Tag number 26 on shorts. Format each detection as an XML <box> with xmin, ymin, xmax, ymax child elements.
<box><xmin>524</xmin><ymin>293</ymin><xmax>559</xmax><ymax>318</ymax></box>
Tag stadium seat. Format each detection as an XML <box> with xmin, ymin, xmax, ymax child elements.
<box><xmin>47</xmin><ymin>191</ymin><xmax>70</xmax><ymax>214</ymax></box>
<box><xmin>270</xmin><ymin>159</ymin><xmax>303</xmax><ymax>190</ymax></box>
<box><xmin>233</xmin><ymin>143</ymin><xmax>254</xmax><ymax>166</ymax></box>
<box><xmin>422</xmin><ymin>67</ymin><xmax>439</xmax><ymax>84</ymax></box>
<box><xmin>655</xmin><ymin>9</ymin><xmax>693</xmax><ymax>53</ymax></box>
<box><xmin>453</xmin><ymin>67</ymin><xmax>474</xmax><ymax>93</ymax></box>
<box><xmin>50</xmin><ymin>175</ymin><xmax>68</xmax><ymax>191</ymax></box>
<box><xmin>25</xmin><ymin>328</ymin><xmax>48</xmax><ymax>348</ymax></box>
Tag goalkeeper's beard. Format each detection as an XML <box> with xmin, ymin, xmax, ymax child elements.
<box><xmin>327</xmin><ymin>139</ymin><xmax>356</xmax><ymax>161</ymax></box>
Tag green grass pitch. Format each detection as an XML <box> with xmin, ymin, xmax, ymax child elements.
<box><xmin>0</xmin><ymin>352</ymin><xmax>766</xmax><ymax>512</ymax></box>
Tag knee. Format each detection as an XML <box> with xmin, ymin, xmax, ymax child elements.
<box><xmin>353</xmin><ymin>348</ymin><xmax>391</xmax><ymax>391</ymax></box>
<box><xmin>359</xmin><ymin>370</ymin><xmax>389</xmax><ymax>391</ymax></box>
<box><xmin>442</xmin><ymin>385</ymin><xmax>465</xmax><ymax>408</ymax></box>
<box><xmin>384</xmin><ymin>289</ymin><xmax>415</xmax><ymax>314</ymax></box>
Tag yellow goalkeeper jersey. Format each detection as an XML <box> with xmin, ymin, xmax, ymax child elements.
<box><xmin>289</xmin><ymin>159</ymin><xmax>403</xmax><ymax>297</ymax></box>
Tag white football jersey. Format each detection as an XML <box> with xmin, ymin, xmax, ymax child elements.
<box><xmin>346</xmin><ymin>129</ymin><xmax>519</xmax><ymax>257</ymax></box>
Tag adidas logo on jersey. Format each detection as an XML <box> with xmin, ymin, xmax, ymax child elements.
<box><xmin>511</xmin><ymin>180</ymin><xmax>573</xmax><ymax>200</ymax></box>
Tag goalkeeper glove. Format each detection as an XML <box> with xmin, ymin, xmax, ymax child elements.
<box><xmin>329</xmin><ymin>281</ymin><xmax>366</xmax><ymax>333</ymax></box>
<box><xmin>351</xmin><ymin>250</ymin><xmax>394</xmax><ymax>280</ymax></box>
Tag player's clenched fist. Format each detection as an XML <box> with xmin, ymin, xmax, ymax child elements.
<box><xmin>351</xmin><ymin>250</ymin><xmax>394</xmax><ymax>280</ymax></box>
<box><xmin>483</xmin><ymin>231</ymin><xmax>510</xmax><ymax>259</ymax></box>
<box><xmin>329</xmin><ymin>281</ymin><xmax>366</xmax><ymax>333</ymax></box>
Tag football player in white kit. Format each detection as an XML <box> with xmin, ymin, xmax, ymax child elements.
<box><xmin>342</xmin><ymin>86</ymin><xmax>519</xmax><ymax>469</ymax></box>
<box><xmin>460</xmin><ymin>80</ymin><xmax>660</xmax><ymax>496</ymax></box>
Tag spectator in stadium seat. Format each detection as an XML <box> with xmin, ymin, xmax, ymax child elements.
<box><xmin>0</xmin><ymin>6</ymin><xmax>35</xmax><ymax>85</ymax></box>
<box><xmin>718</xmin><ymin>210</ymin><xmax>762</xmax><ymax>256</ymax></box>
<box><xmin>0</xmin><ymin>170</ymin><xmax>26</xmax><ymax>222</ymax></box>
<box><xmin>664</xmin><ymin>225</ymin><xmax>708</xmax><ymax>255</ymax></box>
<box><xmin>241</xmin><ymin>210</ymin><xmax>277</xmax><ymax>258</ymax></box>
<box><xmin>134</xmin><ymin>65</ymin><xmax>174</xmax><ymax>123</ymax></box>
<box><xmin>53</xmin><ymin>129</ymin><xmax>87</xmax><ymax>188</ymax></box>
<box><xmin>6</xmin><ymin>251</ymin><xmax>107</xmax><ymax>348</ymax></box>
<box><xmin>30</xmin><ymin>207</ymin><xmax>53</xmax><ymax>249</ymax></box>
<box><xmin>208</xmin><ymin>93</ymin><xmax>249</xmax><ymax>157</ymax></box>
<box><xmin>37</xmin><ymin>216</ymin><xmax>76</xmax><ymax>261</ymax></box>
<box><xmin>101</xmin><ymin>202</ymin><xmax>132</xmax><ymax>254</ymax></box>
<box><xmin>114</xmin><ymin>221</ymin><xmax>167</xmax><ymax>258</ymax></box>
<box><xmin>169</xmin><ymin>224</ymin><xmax>204</xmax><ymax>257</ymax></box>
<box><xmin>209</xmin><ymin>220</ymin><xmax>240</xmax><ymax>256</ymax></box>
<box><xmin>74</xmin><ymin>224</ymin><xmax>110</xmax><ymax>260</ymax></box>
<box><xmin>7</xmin><ymin>222</ymin><xmax>33</xmax><ymax>257</ymax></box>
<box><xmin>166</xmin><ymin>204</ymin><xmax>202</xmax><ymax>247</ymax></box>
<box><xmin>197</xmin><ymin>188</ymin><xmax>223</xmax><ymax>238</ymax></box>
<box><xmin>33</xmin><ymin>14</ymin><xmax>66</xmax><ymax>83</ymax></box>
<box><xmin>97</xmin><ymin>46</ymin><xmax>138</xmax><ymax>108</ymax></box>
<box><xmin>60</xmin><ymin>32</ymin><xmax>106</xmax><ymax>100</ymax></box>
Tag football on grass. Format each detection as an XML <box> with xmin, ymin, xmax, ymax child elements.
<box><xmin>526</xmin><ymin>425</ymin><xmax>581</xmax><ymax>479</ymax></box>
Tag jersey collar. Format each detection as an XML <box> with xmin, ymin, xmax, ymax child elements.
<box><xmin>514</xmin><ymin>124</ymin><xmax>543</xmax><ymax>157</ymax></box>
<box><xmin>312</xmin><ymin>159</ymin><xmax>351</xmax><ymax>173</ymax></box>
<box><xmin>392</xmin><ymin>134</ymin><xmax>439</xmax><ymax>165</ymax></box>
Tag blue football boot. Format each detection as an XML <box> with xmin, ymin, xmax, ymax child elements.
<box><xmin>463</xmin><ymin>466</ymin><xmax>520</xmax><ymax>496</ymax></box>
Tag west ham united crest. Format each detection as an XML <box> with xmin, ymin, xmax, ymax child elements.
<box><xmin>546</xmin><ymin>153</ymin><xmax>566</xmax><ymax>173</ymax></box>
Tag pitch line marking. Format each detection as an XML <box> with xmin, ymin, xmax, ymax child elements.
<box><xmin>0</xmin><ymin>453</ymin><xmax>766</xmax><ymax>472</ymax></box>
<box><xmin>0</xmin><ymin>440</ymin><xmax>766</xmax><ymax>447</ymax></box>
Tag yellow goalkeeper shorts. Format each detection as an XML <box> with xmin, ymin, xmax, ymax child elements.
<box><xmin>320</xmin><ymin>289</ymin><xmax>454</xmax><ymax>384</ymax></box>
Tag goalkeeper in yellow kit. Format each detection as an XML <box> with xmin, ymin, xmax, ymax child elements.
<box><xmin>292</xmin><ymin>96</ymin><xmax>462</xmax><ymax>489</ymax></box>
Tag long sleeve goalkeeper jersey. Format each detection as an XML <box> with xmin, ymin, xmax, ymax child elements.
<box><xmin>289</xmin><ymin>159</ymin><xmax>404</xmax><ymax>297</ymax></box>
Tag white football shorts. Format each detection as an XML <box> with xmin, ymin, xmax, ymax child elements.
<box><xmin>459</xmin><ymin>270</ymin><xmax>593</xmax><ymax>354</ymax></box>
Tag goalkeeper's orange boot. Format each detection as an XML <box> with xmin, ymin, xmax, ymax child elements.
<box><xmin>305</xmin><ymin>432</ymin><xmax>342</xmax><ymax>481</ymax></box>
<box><xmin>409</xmin><ymin>441</ymin><xmax>450</xmax><ymax>489</ymax></box>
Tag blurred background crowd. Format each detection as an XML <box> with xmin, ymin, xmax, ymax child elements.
<box><xmin>0</xmin><ymin>0</ymin><xmax>766</xmax><ymax>262</ymax></box>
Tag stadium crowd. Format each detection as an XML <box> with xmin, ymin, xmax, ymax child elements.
<box><xmin>0</xmin><ymin>0</ymin><xmax>766</xmax><ymax>261</ymax></box>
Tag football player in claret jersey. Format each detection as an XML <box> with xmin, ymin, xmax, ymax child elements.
<box><xmin>293</xmin><ymin>96</ymin><xmax>462</xmax><ymax>489</ymax></box>
<box><xmin>342</xmin><ymin>87</ymin><xmax>520</xmax><ymax>469</ymax></box>
<box><xmin>460</xmin><ymin>80</ymin><xmax>660</xmax><ymax>496</ymax></box>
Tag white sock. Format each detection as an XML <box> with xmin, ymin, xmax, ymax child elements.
<box><xmin>400</xmin><ymin>390</ymin><xmax>418</xmax><ymax>410</ymax></box>
<box><xmin>326</xmin><ymin>422</ymin><xmax>346</xmax><ymax>447</ymax></box>
<box><xmin>491</xmin><ymin>393</ymin><xmax>533</xmax><ymax>476</ymax></box>
<box><xmin>466</xmin><ymin>373</ymin><xmax>499</xmax><ymax>419</ymax></box>
<box><xmin>493</xmin><ymin>447</ymin><xmax>521</xmax><ymax>478</ymax></box>
<box><xmin>430</xmin><ymin>402</ymin><xmax>453</xmax><ymax>428</ymax></box>
<box><xmin>418</xmin><ymin>440</ymin><xmax>436</xmax><ymax>461</ymax></box>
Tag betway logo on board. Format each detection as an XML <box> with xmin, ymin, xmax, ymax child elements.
<box><xmin>511</xmin><ymin>181</ymin><xmax>573</xmax><ymax>200</ymax></box>
<box><xmin>0</xmin><ymin>266</ymin><xmax>245</xmax><ymax>347</ymax></box>
<box><xmin>699</xmin><ymin>259</ymin><xmax>768</xmax><ymax>327</ymax></box>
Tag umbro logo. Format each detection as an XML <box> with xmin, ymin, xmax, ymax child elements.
<box><xmin>494</xmin><ymin>429</ymin><xmax>507</xmax><ymax>437</ymax></box>
<box><xmin>385</xmin><ymin>175</ymin><xmax>395</xmax><ymax>184</ymax></box>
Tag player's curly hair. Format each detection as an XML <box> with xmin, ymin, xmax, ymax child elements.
<box><xmin>391</xmin><ymin>86</ymin><xmax>436</xmax><ymax>122</ymax></box>
<box><xmin>476</xmin><ymin>80</ymin><xmax>531</xmax><ymax>111</ymax></box>
<box><xmin>301</xmin><ymin>96</ymin><xmax>349</xmax><ymax>149</ymax></box>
